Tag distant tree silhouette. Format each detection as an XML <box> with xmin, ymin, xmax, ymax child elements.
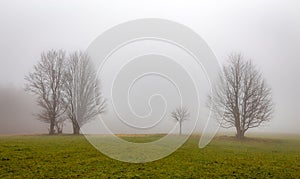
<box><xmin>171</xmin><ymin>106</ymin><xmax>190</xmax><ymax>135</ymax></box>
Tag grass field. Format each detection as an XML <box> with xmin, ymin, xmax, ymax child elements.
<box><xmin>0</xmin><ymin>134</ymin><xmax>299</xmax><ymax>178</ymax></box>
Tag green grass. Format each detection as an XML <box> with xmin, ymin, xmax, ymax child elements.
<box><xmin>0</xmin><ymin>134</ymin><xmax>299</xmax><ymax>178</ymax></box>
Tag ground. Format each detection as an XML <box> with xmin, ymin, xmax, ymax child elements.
<box><xmin>0</xmin><ymin>134</ymin><xmax>299</xmax><ymax>178</ymax></box>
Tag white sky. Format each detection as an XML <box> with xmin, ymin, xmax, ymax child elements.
<box><xmin>0</xmin><ymin>0</ymin><xmax>299</xmax><ymax>134</ymax></box>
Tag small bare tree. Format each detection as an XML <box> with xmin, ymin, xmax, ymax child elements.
<box><xmin>25</xmin><ymin>50</ymin><xmax>67</xmax><ymax>135</ymax></box>
<box><xmin>63</xmin><ymin>51</ymin><xmax>106</xmax><ymax>134</ymax></box>
<box><xmin>208</xmin><ymin>53</ymin><xmax>273</xmax><ymax>139</ymax></box>
<box><xmin>171</xmin><ymin>106</ymin><xmax>190</xmax><ymax>135</ymax></box>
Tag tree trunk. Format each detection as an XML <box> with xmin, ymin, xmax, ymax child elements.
<box><xmin>49</xmin><ymin>121</ymin><xmax>55</xmax><ymax>135</ymax></box>
<box><xmin>57</xmin><ymin>126</ymin><xmax>63</xmax><ymax>134</ymax></box>
<box><xmin>179</xmin><ymin>121</ymin><xmax>182</xmax><ymax>135</ymax></box>
<box><xmin>236</xmin><ymin>129</ymin><xmax>245</xmax><ymax>139</ymax></box>
<box><xmin>72</xmin><ymin>121</ymin><xmax>80</xmax><ymax>135</ymax></box>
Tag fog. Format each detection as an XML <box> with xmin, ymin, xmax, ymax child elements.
<box><xmin>0</xmin><ymin>0</ymin><xmax>299</xmax><ymax>134</ymax></box>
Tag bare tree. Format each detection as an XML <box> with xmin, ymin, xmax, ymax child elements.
<box><xmin>208</xmin><ymin>53</ymin><xmax>273</xmax><ymax>139</ymax></box>
<box><xmin>55</xmin><ymin>116</ymin><xmax>65</xmax><ymax>134</ymax></box>
<box><xmin>25</xmin><ymin>49</ymin><xmax>67</xmax><ymax>135</ymax></box>
<box><xmin>63</xmin><ymin>51</ymin><xmax>106</xmax><ymax>134</ymax></box>
<box><xmin>171</xmin><ymin>106</ymin><xmax>190</xmax><ymax>135</ymax></box>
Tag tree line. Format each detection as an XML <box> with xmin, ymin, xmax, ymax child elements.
<box><xmin>25</xmin><ymin>50</ymin><xmax>273</xmax><ymax>139</ymax></box>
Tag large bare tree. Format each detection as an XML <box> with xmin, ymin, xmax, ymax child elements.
<box><xmin>171</xmin><ymin>106</ymin><xmax>190</xmax><ymax>135</ymax></box>
<box><xmin>63</xmin><ymin>51</ymin><xmax>106</xmax><ymax>134</ymax></box>
<box><xmin>208</xmin><ymin>53</ymin><xmax>273</xmax><ymax>139</ymax></box>
<box><xmin>25</xmin><ymin>50</ymin><xmax>67</xmax><ymax>135</ymax></box>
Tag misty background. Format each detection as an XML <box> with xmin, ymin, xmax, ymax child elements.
<box><xmin>0</xmin><ymin>0</ymin><xmax>299</xmax><ymax>134</ymax></box>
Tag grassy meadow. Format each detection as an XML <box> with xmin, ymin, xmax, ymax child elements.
<box><xmin>0</xmin><ymin>134</ymin><xmax>299</xmax><ymax>178</ymax></box>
